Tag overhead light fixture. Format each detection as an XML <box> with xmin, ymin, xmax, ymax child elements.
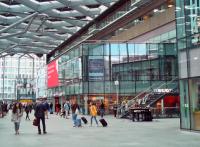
<box><xmin>153</xmin><ymin>9</ymin><xmax>159</xmax><ymax>13</ymax></box>
<box><xmin>167</xmin><ymin>0</ymin><xmax>174</xmax><ymax>8</ymax></box>
<box><xmin>168</xmin><ymin>4</ymin><xmax>173</xmax><ymax>8</ymax></box>
<box><xmin>176</xmin><ymin>7</ymin><xmax>181</xmax><ymax>10</ymax></box>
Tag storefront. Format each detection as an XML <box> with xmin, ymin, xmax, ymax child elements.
<box><xmin>176</xmin><ymin>0</ymin><xmax>200</xmax><ymax>131</ymax></box>
<box><xmin>47</xmin><ymin>42</ymin><xmax>178</xmax><ymax>114</ymax></box>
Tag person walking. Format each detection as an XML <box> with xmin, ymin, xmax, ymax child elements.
<box><xmin>55</xmin><ymin>102</ymin><xmax>61</xmax><ymax>115</ymax></box>
<box><xmin>25</xmin><ymin>104</ymin><xmax>30</xmax><ymax>120</ymax></box>
<box><xmin>34</xmin><ymin>100</ymin><xmax>47</xmax><ymax>135</ymax></box>
<box><xmin>11</xmin><ymin>102</ymin><xmax>23</xmax><ymax>135</ymax></box>
<box><xmin>44</xmin><ymin>101</ymin><xmax>49</xmax><ymax>119</ymax></box>
<box><xmin>113</xmin><ymin>101</ymin><xmax>118</xmax><ymax>118</ymax></box>
<box><xmin>0</xmin><ymin>101</ymin><xmax>3</xmax><ymax>118</ymax></box>
<box><xmin>49</xmin><ymin>102</ymin><xmax>53</xmax><ymax>114</ymax></box>
<box><xmin>71</xmin><ymin>101</ymin><xmax>80</xmax><ymax>127</ymax></box>
<box><xmin>64</xmin><ymin>101</ymin><xmax>70</xmax><ymax>119</ymax></box>
<box><xmin>90</xmin><ymin>102</ymin><xmax>98</xmax><ymax>126</ymax></box>
<box><xmin>29</xmin><ymin>104</ymin><xmax>33</xmax><ymax>114</ymax></box>
<box><xmin>99</xmin><ymin>100</ymin><xmax>105</xmax><ymax>118</ymax></box>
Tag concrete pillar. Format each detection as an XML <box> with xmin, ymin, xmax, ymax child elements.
<box><xmin>161</xmin><ymin>99</ymin><xmax>164</xmax><ymax>115</ymax></box>
<box><xmin>84</xmin><ymin>95</ymin><xmax>88</xmax><ymax>115</ymax></box>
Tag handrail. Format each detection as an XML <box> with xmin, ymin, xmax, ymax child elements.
<box><xmin>127</xmin><ymin>82</ymin><xmax>163</xmax><ymax>106</ymax></box>
<box><xmin>119</xmin><ymin>77</ymin><xmax>178</xmax><ymax>112</ymax></box>
<box><xmin>138</xmin><ymin>77</ymin><xmax>178</xmax><ymax>107</ymax></box>
<box><xmin>117</xmin><ymin>81</ymin><xmax>162</xmax><ymax>111</ymax></box>
<box><xmin>146</xmin><ymin>87</ymin><xmax>178</xmax><ymax>107</ymax></box>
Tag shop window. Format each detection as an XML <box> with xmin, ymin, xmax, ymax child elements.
<box><xmin>189</xmin><ymin>79</ymin><xmax>200</xmax><ymax>130</ymax></box>
<box><xmin>179</xmin><ymin>51</ymin><xmax>188</xmax><ymax>78</ymax></box>
<box><xmin>189</xmin><ymin>48</ymin><xmax>200</xmax><ymax>77</ymax></box>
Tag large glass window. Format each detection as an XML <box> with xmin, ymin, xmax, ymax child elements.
<box><xmin>89</xmin><ymin>82</ymin><xmax>104</xmax><ymax>94</ymax></box>
<box><xmin>189</xmin><ymin>48</ymin><xmax>200</xmax><ymax>77</ymax></box>
<box><xmin>180</xmin><ymin>80</ymin><xmax>190</xmax><ymax>130</ymax></box>
<box><xmin>189</xmin><ymin>79</ymin><xmax>200</xmax><ymax>131</ymax></box>
<box><xmin>48</xmin><ymin>43</ymin><xmax>177</xmax><ymax>107</ymax></box>
<box><xmin>89</xmin><ymin>44</ymin><xmax>104</xmax><ymax>56</ymax></box>
<box><xmin>179</xmin><ymin>51</ymin><xmax>188</xmax><ymax>78</ymax></box>
<box><xmin>110</xmin><ymin>44</ymin><xmax>120</xmax><ymax>56</ymax></box>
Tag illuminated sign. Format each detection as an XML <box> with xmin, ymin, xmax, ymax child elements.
<box><xmin>88</xmin><ymin>56</ymin><xmax>104</xmax><ymax>81</ymax></box>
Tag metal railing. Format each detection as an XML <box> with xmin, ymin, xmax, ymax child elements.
<box><xmin>128</xmin><ymin>77</ymin><xmax>178</xmax><ymax>108</ymax></box>
<box><xmin>118</xmin><ymin>77</ymin><xmax>178</xmax><ymax>118</ymax></box>
<box><xmin>151</xmin><ymin>107</ymin><xmax>180</xmax><ymax>118</ymax></box>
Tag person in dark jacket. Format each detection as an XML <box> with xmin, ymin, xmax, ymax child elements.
<box><xmin>34</xmin><ymin>100</ymin><xmax>47</xmax><ymax>134</ymax></box>
<box><xmin>113</xmin><ymin>101</ymin><xmax>118</xmax><ymax>118</ymax></box>
<box><xmin>71</xmin><ymin>101</ymin><xmax>80</xmax><ymax>127</ymax></box>
<box><xmin>25</xmin><ymin>104</ymin><xmax>30</xmax><ymax>120</ymax></box>
<box><xmin>44</xmin><ymin>101</ymin><xmax>49</xmax><ymax>119</ymax></box>
<box><xmin>49</xmin><ymin>102</ymin><xmax>53</xmax><ymax>113</ymax></box>
<box><xmin>100</xmin><ymin>100</ymin><xmax>105</xmax><ymax>118</ymax></box>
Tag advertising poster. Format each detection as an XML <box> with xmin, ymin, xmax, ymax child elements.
<box><xmin>47</xmin><ymin>60</ymin><xmax>59</xmax><ymax>88</ymax></box>
<box><xmin>88</xmin><ymin>56</ymin><xmax>104</xmax><ymax>81</ymax></box>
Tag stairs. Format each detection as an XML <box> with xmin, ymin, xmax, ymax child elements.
<box><xmin>142</xmin><ymin>93</ymin><xmax>163</xmax><ymax>107</ymax></box>
<box><xmin>119</xmin><ymin>77</ymin><xmax>178</xmax><ymax>119</ymax></box>
<box><xmin>120</xmin><ymin>111</ymin><xmax>130</xmax><ymax>119</ymax></box>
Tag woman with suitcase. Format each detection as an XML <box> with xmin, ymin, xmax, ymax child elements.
<box><xmin>89</xmin><ymin>102</ymin><xmax>98</xmax><ymax>127</ymax></box>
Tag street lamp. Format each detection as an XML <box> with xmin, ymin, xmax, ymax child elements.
<box><xmin>114</xmin><ymin>80</ymin><xmax>119</xmax><ymax>118</ymax></box>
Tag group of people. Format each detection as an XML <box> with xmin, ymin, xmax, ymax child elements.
<box><xmin>8</xmin><ymin>99</ymin><xmax>109</xmax><ymax>135</ymax></box>
<box><xmin>54</xmin><ymin>100</ymin><xmax>105</xmax><ymax>127</ymax></box>
<box><xmin>56</xmin><ymin>101</ymin><xmax>71</xmax><ymax>119</ymax></box>
<box><xmin>10</xmin><ymin>99</ymin><xmax>48</xmax><ymax>135</ymax></box>
<box><xmin>0</xmin><ymin>101</ymin><xmax>9</xmax><ymax>117</ymax></box>
<box><xmin>112</xmin><ymin>100</ymin><xmax>129</xmax><ymax>117</ymax></box>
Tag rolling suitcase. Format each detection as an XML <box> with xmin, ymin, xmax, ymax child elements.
<box><xmin>99</xmin><ymin>118</ymin><xmax>108</xmax><ymax>127</ymax></box>
<box><xmin>81</xmin><ymin>117</ymin><xmax>88</xmax><ymax>124</ymax></box>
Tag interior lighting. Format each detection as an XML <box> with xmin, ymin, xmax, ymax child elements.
<box><xmin>189</xmin><ymin>14</ymin><xmax>197</xmax><ymax>17</ymax></box>
<box><xmin>185</xmin><ymin>5</ymin><xmax>193</xmax><ymax>10</ymax></box>
<box><xmin>143</xmin><ymin>15</ymin><xmax>149</xmax><ymax>20</ymax></box>
<box><xmin>153</xmin><ymin>9</ymin><xmax>159</xmax><ymax>13</ymax></box>
<box><xmin>197</xmin><ymin>17</ymin><xmax>200</xmax><ymax>27</ymax></box>
<box><xmin>168</xmin><ymin>4</ymin><xmax>173</xmax><ymax>8</ymax></box>
<box><xmin>176</xmin><ymin>7</ymin><xmax>181</xmax><ymax>10</ymax></box>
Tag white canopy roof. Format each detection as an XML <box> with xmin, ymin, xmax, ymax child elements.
<box><xmin>0</xmin><ymin>0</ymin><xmax>118</xmax><ymax>55</ymax></box>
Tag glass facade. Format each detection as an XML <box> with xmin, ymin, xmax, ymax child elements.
<box><xmin>48</xmin><ymin>0</ymin><xmax>175</xmax><ymax>62</ymax></box>
<box><xmin>0</xmin><ymin>55</ymin><xmax>46</xmax><ymax>101</ymax></box>
<box><xmin>36</xmin><ymin>65</ymin><xmax>47</xmax><ymax>98</ymax></box>
<box><xmin>176</xmin><ymin>0</ymin><xmax>200</xmax><ymax>131</ymax></box>
<box><xmin>47</xmin><ymin>43</ymin><xmax>178</xmax><ymax>113</ymax></box>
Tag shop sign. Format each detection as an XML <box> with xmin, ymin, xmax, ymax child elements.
<box><xmin>153</xmin><ymin>89</ymin><xmax>173</xmax><ymax>93</ymax></box>
<box><xmin>47</xmin><ymin>60</ymin><xmax>59</xmax><ymax>88</ymax></box>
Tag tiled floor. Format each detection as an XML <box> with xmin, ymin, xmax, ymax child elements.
<box><xmin>0</xmin><ymin>112</ymin><xmax>200</xmax><ymax>147</ymax></box>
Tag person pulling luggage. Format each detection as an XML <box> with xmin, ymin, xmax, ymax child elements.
<box><xmin>71</xmin><ymin>101</ymin><xmax>80</xmax><ymax>127</ymax></box>
<box><xmin>89</xmin><ymin>102</ymin><xmax>98</xmax><ymax>127</ymax></box>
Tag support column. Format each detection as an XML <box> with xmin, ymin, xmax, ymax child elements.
<box><xmin>161</xmin><ymin>99</ymin><xmax>164</xmax><ymax>115</ymax></box>
<box><xmin>2</xmin><ymin>57</ymin><xmax>5</xmax><ymax>100</ymax></box>
<box><xmin>84</xmin><ymin>95</ymin><xmax>88</xmax><ymax>115</ymax></box>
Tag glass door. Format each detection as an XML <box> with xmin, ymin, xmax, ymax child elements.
<box><xmin>180</xmin><ymin>80</ymin><xmax>191</xmax><ymax>130</ymax></box>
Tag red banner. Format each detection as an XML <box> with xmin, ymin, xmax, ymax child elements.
<box><xmin>47</xmin><ymin>60</ymin><xmax>59</xmax><ymax>88</ymax></box>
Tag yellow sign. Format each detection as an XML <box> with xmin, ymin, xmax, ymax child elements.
<box><xmin>20</xmin><ymin>99</ymin><xmax>33</xmax><ymax>103</ymax></box>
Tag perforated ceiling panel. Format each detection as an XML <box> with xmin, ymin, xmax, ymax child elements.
<box><xmin>0</xmin><ymin>0</ymin><xmax>118</xmax><ymax>55</ymax></box>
